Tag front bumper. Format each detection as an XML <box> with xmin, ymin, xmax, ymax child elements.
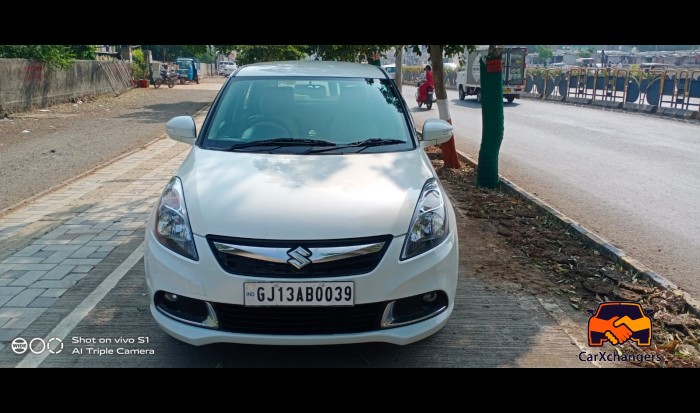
<box><xmin>144</xmin><ymin>222</ymin><xmax>458</xmax><ymax>346</ymax></box>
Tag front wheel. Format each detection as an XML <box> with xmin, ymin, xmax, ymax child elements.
<box><xmin>195</xmin><ymin>75</ymin><xmax>199</xmax><ymax>84</ymax></box>
<box><xmin>458</xmin><ymin>86</ymin><xmax>465</xmax><ymax>100</ymax></box>
<box><xmin>153</xmin><ymin>78</ymin><xmax>162</xmax><ymax>88</ymax></box>
<box><xmin>168</xmin><ymin>78</ymin><xmax>175</xmax><ymax>88</ymax></box>
<box><xmin>506</xmin><ymin>96</ymin><xmax>515</xmax><ymax>103</ymax></box>
<box><xmin>426</xmin><ymin>101</ymin><xmax>432</xmax><ymax>110</ymax></box>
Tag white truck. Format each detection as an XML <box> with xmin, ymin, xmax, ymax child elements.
<box><xmin>456</xmin><ymin>46</ymin><xmax>527</xmax><ymax>104</ymax></box>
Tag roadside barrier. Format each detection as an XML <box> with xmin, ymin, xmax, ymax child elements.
<box><xmin>524</xmin><ymin>66</ymin><xmax>700</xmax><ymax>119</ymax></box>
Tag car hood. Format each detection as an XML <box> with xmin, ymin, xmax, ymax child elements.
<box><xmin>177</xmin><ymin>148</ymin><xmax>436</xmax><ymax>240</ymax></box>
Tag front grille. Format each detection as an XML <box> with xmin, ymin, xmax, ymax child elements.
<box><xmin>211</xmin><ymin>302</ymin><xmax>388</xmax><ymax>335</ymax></box>
<box><xmin>207</xmin><ymin>235</ymin><xmax>393</xmax><ymax>278</ymax></box>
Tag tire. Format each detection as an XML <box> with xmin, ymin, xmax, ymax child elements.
<box><xmin>195</xmin><ymin>76</ymin><xmax>199</xmax><ymax>85</ymax></box>
<box><xmin>506</xmin><ymin>96</ymin><xmax>515</xmax><ymax>103</ymax></box>
<box><xmin>476</xmin><ymin>90</ymin><xmax>482</xmax><ymax>103</ymax></box>
<box><xmin>458</xmin><ymin>86</ymin><xmax>465</xmax><ymax>100</ymax></box>
<box><xmin>426</xmin><ymin>101</ymin><xmax>432</xmax><ymax>110</ymax></box>
<box><xmin>154</xmin><ymin>79</ymin><xmax>162</xmax><ymax>89</ymax></box>
<box><xmin>418</xmin><ymin>102</ymin><xmax>423</xmax><ymax>108</ymax></box>
<box><xmin>168</xmin><ymin>78</ymin><xmax>175</xmax><ymax>88</ymax></box>
<box><xmin>180</xmin><ymin>78</ymin><xmax>185</xmax><ymax>85</ymax></box>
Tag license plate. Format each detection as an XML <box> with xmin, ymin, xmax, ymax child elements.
<box><xmin>244</xmin><ymin>282</ymin><xmax>354</xmax><ymax>307</ymax></box>
<box><xmin>504</xmin><ymin>88</ymin><xmax>512</xmax><ymax>93</ymax></box>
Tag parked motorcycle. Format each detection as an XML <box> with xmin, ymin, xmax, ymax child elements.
<box><xmin>416</xmin><ymin>79</ymin><xmax>434</xmax><ymax>109</ymax></box>
<box><xmin>154</xmin><ymin>69</ymin><xmax>177</xmax><ymax>88</ymax></box>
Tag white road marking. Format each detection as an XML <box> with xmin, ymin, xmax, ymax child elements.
<box><xmin>15</xmin><ymin>242</ymin><xmax>144</xmax><ymax>368</ymax></box>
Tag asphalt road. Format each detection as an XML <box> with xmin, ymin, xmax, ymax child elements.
<box><xmin>404</xmin><ymin>85</ymin><xmax>700</xmax><ymax>300</ymax></box>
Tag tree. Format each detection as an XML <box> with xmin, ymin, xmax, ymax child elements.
<box><xmin>411</xmin><ymin>45</ymin><xmax>475</xmax><ymax>169</ymax></box>
<box><xmin>130</xmin><ymin>49</ymin><xmax>150</xmax><ymax>80</ymax></box>
<box><xmin>577</xmin><ymin>46</ymin><xmax>596</xmax><ymax>59</ymax></box>
<box><xmin>394</xmin><ymin>45</ymin><xmax>404</xmax><ymax>94</ymax></box>
<box><xmin>68</xmin><ymin>45</ymin><xmax>96</xmax><ymax>60</ymax></box>
<box><xmin>234</xmin><ymin>45</ymin><xmax>308</xmax><ymax>65</ymax></box>
<box><xmin>536</xmin><ymin>45</ymin><xmax>553</xmax><ymax>66</ymax></box>
<box><xmin>476</xmin><ymin>45</ymin><xmax>505</xmax><ymax>188</ymax></box>
<box><xmin>307</xmin><ymin>45</ymin><xmax>394</xmax><ymax>62</ymax></box>
<box><xmin>0</xmin><ymin>45</ymin><xmax>93</xmax><ymax>69</ymax></box>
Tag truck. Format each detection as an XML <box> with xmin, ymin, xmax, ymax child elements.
<box><xmin>456</xmin><ymin>46</ymin><xmax>527</xmax><ymax>104</ymax></box>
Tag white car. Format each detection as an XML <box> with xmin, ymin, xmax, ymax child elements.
<box><xmin>144</xmin><ymin>60</ymin><xmax>459</xmax><ymax>346</ymax></box>
<box><xmin>217</xmin><ymin>61</ymin><xmax>237</xmax><ymax>76</ymax></box>
<box><xmin>380</xmin><ymin>63</ymin><xmax>396</xmax><ymax>80</ymax></box>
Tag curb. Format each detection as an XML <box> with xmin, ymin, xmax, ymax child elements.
<box><xmin>519</xmin><ymin>93</ymin><xmax>700</xmax><ymax>124</ymax></box>
<box><xmin>622</xmin><ymin>102</ymin><xmax>657</xmax><ymax>114</ymax></box>
<box><xmin>656</xmin><ymin>107</ymin><xmax>699</xmax><ymax>120</ymax></box>
<box><xmin>453</xmin><ymin>149</ymin><xmax>700</xmax><ymax>316</ymax></box>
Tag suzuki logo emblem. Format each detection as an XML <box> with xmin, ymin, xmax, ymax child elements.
<box><xmin>287</xmin><ymin>246</ymin><xmax>312</xmax><ymax>269</ymax></box>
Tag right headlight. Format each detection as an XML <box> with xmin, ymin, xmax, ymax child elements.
<box><xmin>400</xmin><ymin>178</ymin><xmax>450</xmax><ymax>260</ymax></box>
<box><xmin>153</xmin><ymin>176</ymin><xmax>198</xmax><ymax>261</ymax></box>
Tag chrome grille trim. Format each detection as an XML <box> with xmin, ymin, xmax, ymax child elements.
<box><xmin>213</xmin><ymin>241</ymin><xmax>386</xmax><ymax>264</ymax></box>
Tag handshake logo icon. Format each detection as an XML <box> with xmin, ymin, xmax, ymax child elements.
<box><xmin>587</xmin><ymin>302</ymin><xmax>653</xmax><ymax>347</ymax></box>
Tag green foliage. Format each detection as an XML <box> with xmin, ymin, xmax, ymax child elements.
<box><xmin>407</xmin><ymin>45</ymin><xmax>475</xmax><ymax>65</ymax></box>
<box><xmin>234</xmin><ymin>45</ymin><xmax>307</xmax><ymax>65</ymax></box>
<box><xmin>0</xmin><ymin>45</ymin><xmax>81</xmax><ymax>69</ymax></box>
<box><xmin>308</xmin><ymin>45</ymin><xmax>394</xmax><ymax>61</ymax></box>
<box><xmin>69</xmin><ymin>45</ymin><xmax>96</xmax><ymax>60</ymax></box>
<box><xmin>131</xmin><ymin>49</ymin><xmax>150</xmax><ymax>79</ymax></box>
<box><xmin>536</xmin><ymin>45</ymin><xmax>553</xmax><ymax>62</ymax></box>
<box><xmin>143</xmin><ymin>45</ymin><xmax>198</xmax><ymax>62</ymax></box>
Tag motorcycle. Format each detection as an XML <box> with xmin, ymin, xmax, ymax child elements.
<box><xmin>154</xmin><ymin>68</ymin><xmax>177</xmax><ymax>89</ymax></box>
<box><xmin>416</xmin><ymin>79</ymin><xmax>434</xmax><ymax>109</ymax></box>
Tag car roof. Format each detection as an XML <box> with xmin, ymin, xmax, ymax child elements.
<box><xmin>235</xmin><ymin>60</ymin><xmax>388</xmax><ymax>79</ymax></box>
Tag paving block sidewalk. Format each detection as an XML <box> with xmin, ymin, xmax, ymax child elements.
<box><xmin>0</xmin><ymin>136</ymin><xmax>193</xmax><ymax>351</ymax></box>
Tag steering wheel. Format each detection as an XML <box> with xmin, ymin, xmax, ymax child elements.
<box><xmin>243</xmin><ymin>117</ymin><xmax>292</xmax><ymax>139</ymax></box>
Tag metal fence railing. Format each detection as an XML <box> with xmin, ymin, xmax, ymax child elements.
<box><xmin>524</xmin><ymin>66</ymin><xmax>700</xmax><ymax>113</ymax></box>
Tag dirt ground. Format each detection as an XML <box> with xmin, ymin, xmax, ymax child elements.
<box><xmin>427</xmin><ymin>146</ymin><xmax>700</xmax><ymax>368</ymax></box>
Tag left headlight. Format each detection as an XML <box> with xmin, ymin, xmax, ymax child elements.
<box><xmin>400</xmin><ymin>178</ymin><xmax>449</xmax><ymax>260</ymax></box>
<box><xmin>153</xmin><ymin>176</ymin><xmax>198</xmax><ymax>261</ymax></box>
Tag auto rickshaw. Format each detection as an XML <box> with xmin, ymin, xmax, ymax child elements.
<box><xmin>175</xmin><ymin>57</ymin><xmax>200</xmax><ymax>84</ymax></box>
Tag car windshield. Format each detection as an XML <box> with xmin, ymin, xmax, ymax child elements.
<box><xmin>199</xmin><ymin>76</ymin><xmax>414</xmax><ymax>154</ymax></box>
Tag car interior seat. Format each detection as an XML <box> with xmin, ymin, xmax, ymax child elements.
<box><xmin>241</xmin><ymin>86</ymin><xmax>299</xmax><ymax>140</ymax></box>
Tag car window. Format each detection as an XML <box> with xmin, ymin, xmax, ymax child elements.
<box><xmin>201</xmin><ymin>77</ymin><xmax>413</xmax><ymax>153</ymax></box>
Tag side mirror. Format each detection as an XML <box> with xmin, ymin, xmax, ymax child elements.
<box><xmin>420</xmin><ymin>118</ymin><xmax>453</xmax><ymax>149</ymax></box>
<box><xmin>165</xmin><ymin>116</ymin><xmax>197</xmax><ymax>145</ymax></box>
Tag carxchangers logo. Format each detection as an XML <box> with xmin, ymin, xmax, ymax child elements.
<box><xmin>587</xmin><ymin>301</ymin><xmax>652</xmax><ymax>346</ymax></box>
<box><xmin>11</xmin><ymin>337</ymin><xmax>63</xmax><ymax>355</ymax></box>
<box><xmin>579</xmin><ymin>301</ymin><xmax>662</xmax><ymax>364</ymax></box>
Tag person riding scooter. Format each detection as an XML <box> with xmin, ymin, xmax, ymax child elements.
<box><xmin>417</xmin><ymin>64</ymin><xmax>434</xmax><ymax>103</ymax></box>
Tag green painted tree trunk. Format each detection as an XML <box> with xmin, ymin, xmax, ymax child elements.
<box><xmin>476</xmin><ymin>54</ymin><xmax>504</xmax><ymax>188</ymax></box>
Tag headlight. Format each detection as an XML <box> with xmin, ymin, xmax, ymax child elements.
<box><xmin>154</xmin><ymin>177</ymin><xmax>198</xmax><ymax>261</ymax></box>
<box><xmin>400</xmin><ymin>178</ymin><xmax>449</xmax><ymax>260</ymax></box>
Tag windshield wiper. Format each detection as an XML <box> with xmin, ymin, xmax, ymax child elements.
<box><xmin>306</xmin><ymin>138</ymin><xmax>407</xmax><ymax>154</ymax></box>
<box><xmin>224</xmin><ymin>138</ymin><xmax>337</xmax><ymax>151</ymax></box>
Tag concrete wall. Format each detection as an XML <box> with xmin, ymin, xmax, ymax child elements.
<box><xmin>0</xmin><ymin>59</ymin><xmax>133</xmax><ymax>116</ymax></box>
